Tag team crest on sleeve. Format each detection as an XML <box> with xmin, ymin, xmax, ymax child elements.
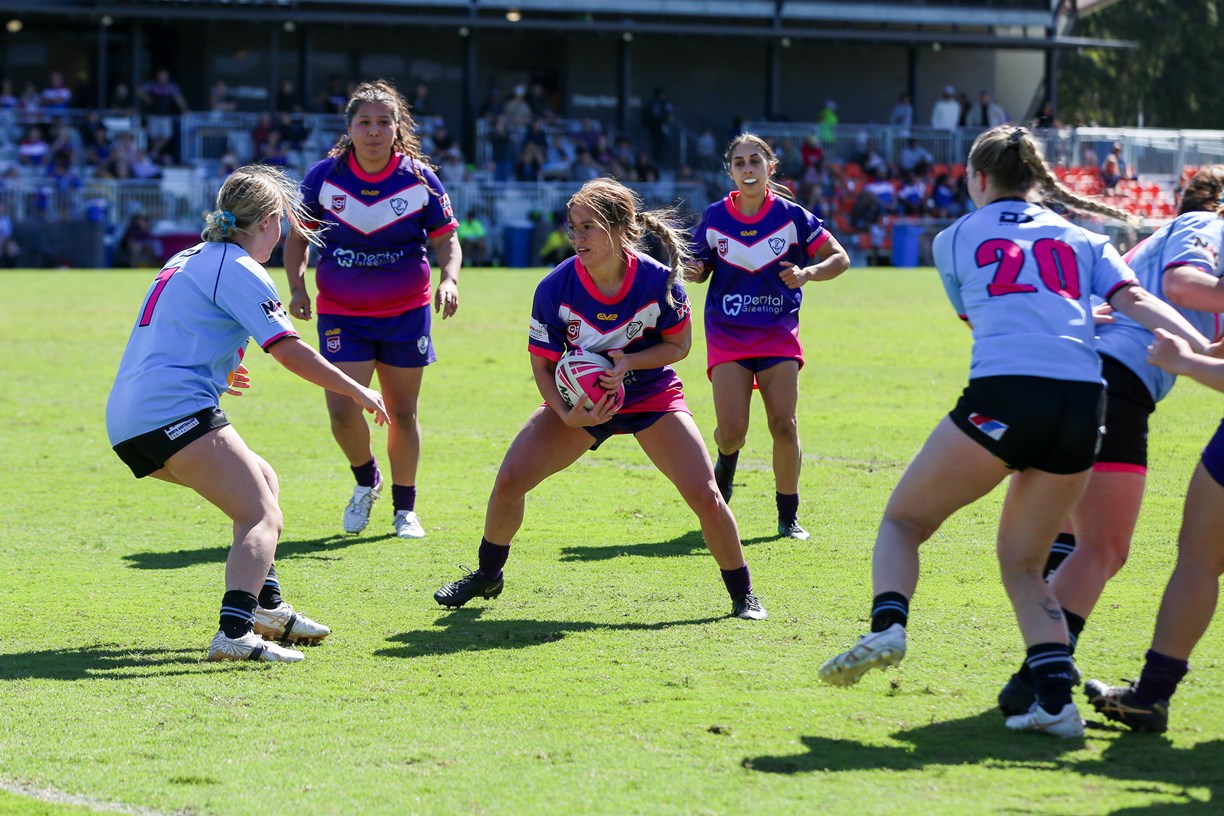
<box><xmin>440</xmin><ymin>193</ymin><xmax>454</xmax><ymax>221</ymax></box>
<box><xmin>717</xmin><ymin>237</ymin><xmax>729</xmax><ymax>257</ymax></box>
<box><xmin>768</xmin><ymin>237</ymin><xmax>787</xmax><ymax>255</ymax></box>
<box><xmin>331</xmin><ymin>194</ymin><xmax>347</xmax><ymax>212</ymax></box>
<box><xmin>675</xmin><ymin>300</ymin><xmax>691</xmax><ymax>320</ymax></box>
<box><xmin>390</xmin><ymin>197</ymin><xmax>408</xmax><ymax>216</ymax></box>
<box><xmin>968</xmin><ymin>413</ymin><xmax>1009</xmax><ymax>441</ymax></box>
<box><xmin>567</xmin><ymin>320</ymin><xmax>581</xmax><ymax>343</ymax></box>
<box><xmin>259</xmin><ymin>299</ymin><xmax>287</xmax><ymax>323</ymax></box>
<box><xmin>528</xmin><ymin>318</ymin><xmax>549</xmax><ymax>342</ymax></box>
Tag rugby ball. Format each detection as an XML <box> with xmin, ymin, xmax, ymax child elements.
<box><xmin>555</xmin><ymin>348</ymin><xmax>625</xmax><ymax>413</ymax></box>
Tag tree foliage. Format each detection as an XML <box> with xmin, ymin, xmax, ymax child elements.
<box><xmin>1060</xmin><ymin>0</ymin><xmax>1224</xmax><ymax>129</ymax></box>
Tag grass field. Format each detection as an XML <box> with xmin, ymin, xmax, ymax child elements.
<box><xmin>1</xmin><ymin>266</ymin><xmax>1222</xmax><ymax>816</ymax></box>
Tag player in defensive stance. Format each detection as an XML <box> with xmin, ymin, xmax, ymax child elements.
<box><xmin>687</xmin><ymin>133</ymin><xmax>850</xmax><ymax>541</ymax></box>
<box><xmin>107</xmin><ymin>165</ymin><xmax>390</xmax><ymax>662</ymax></box>
<box><xmin>998</xmin><ymin>164</ymin><xmax>1224</xmax><ymax>716</ymax></box>
<box><xmin>284</xmin><ymin>79</ymin><xmax>460</xmax><ymax>540</ymax></box>
<box><xmin>817</xmin><ymin>126</ymin><xmax>1210</xmax><ymax>737</ymax></box>
<box><xmin>1085</xmin><ymin>328</ymin><xmax>1224</xmax><ymax>732</ymax></box>
<box><xmin>435</xmin><ymin>177</ymin><xmax>768</xmax><ymax>620</ymax></box>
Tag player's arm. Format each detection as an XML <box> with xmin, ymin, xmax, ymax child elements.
<box><xmin>1148</xmin><ymin>328</ymin><xmax>1224</xmax><ymax>392</ymax></box>
<box><xmin>608</xmin><ymin>320</ymin><xmax>692</xmax><ymax>378</ymax></box>
<box><xmin>1163</xmin><ymin>263</ymin><xmax>1224</xmax><ymax>314</ymax></box>
<box><xmin>432</xmin><ymin>229</ymin><xmax>461</xmax><ymax>319</ymax></box>
<box><xmin>683</xmin><ymin>262</ymin><xmax>712</xmax><ymax>284</ymax></box>
<box><xmin>268</xmin><ymin>336</ymin><xmax>389</xmax><ymax>425</ymax></box>
<box><xmin>283</xmin><ymin>230</ymin><xmax>313</xmax><ymax>320</ymax></box>
<box><xmin>780</xmin><ymin>233</ymin><xmax>851</xmax><ymax>287</ymax></box>
<box><xmin>1108</xmin><ymin>283</ymin><xmax>1210</xmax><ymax>352</ymax></box>
<box><xmin>530</xmin><ymin>352</ymin><xmax>616</xmax><ymax>427</ymax></box>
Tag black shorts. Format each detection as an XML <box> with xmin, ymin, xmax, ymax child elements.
<box><xmin>949</xmin><ymin>376</ymin><xmax>1105</xmax><ymax>474</ymax></box>
<box><xmin>1096</xmin><ymin>354</ymin><xmax>1156</xmax><ymax>469</ymax></box>
<box><xmin>584</xmin><ymin>410</ymin><xmax>671</xmax><ymax>450</ymax></box>
<box><xmin>112</xmin><ymin>407</ymin><xmax>230</xmax><ymax>478</ymax></box>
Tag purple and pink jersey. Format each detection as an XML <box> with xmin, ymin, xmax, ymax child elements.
<box><xmin>690</xmin><ymin>189</ymin><xmax>829</xmax><ymax>373</ymax></box>
<box><xmin>528</xmin><ymin>251</ymin><xmax>691</xmax><ymax>413</ymax></box>
<box><xmin>300</xmin><ymin>152</ymin><xmax>458</xmax><ymax>317</ymax></box>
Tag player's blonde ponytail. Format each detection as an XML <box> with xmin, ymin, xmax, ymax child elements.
<box><xmin>201</xmin><ymin>163</ymin><xmax>322</xmax><ymax>246</ymax></box>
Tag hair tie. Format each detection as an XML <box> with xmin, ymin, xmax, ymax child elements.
<box><xmin>1216</xmin><ymin>192</ymin><xmax>1224</xmax><ymax>208</ymax></box>
<box><xmin>1007</xmin><ymin>127</ymin><xmax>1025</xmax><ymax>146</ymax></box>
<box><xmin>218</xmin><ymin>210</ymin><xmax>236</xmax><ymax>235</ymax></box>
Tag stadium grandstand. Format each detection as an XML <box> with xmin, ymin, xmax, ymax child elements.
<box><xmin>1</xmin><ymin>0</ymin><xmax>1211</xmax><ymax>269</ymax></box>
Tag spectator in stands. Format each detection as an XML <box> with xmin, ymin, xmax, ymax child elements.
<box><xmin>928</xmin><ymin>171</ymin><xmax>960</xmax><ymax>218</ymax></box>
<box><xmin>40</xmin><ymin>71</ymin><xmax>72</xmax><ymax>111</ymax></box>
<box><xmin>966</xmin><ymin>90</ymin><xmax>1008</xmax><ymax>129</ymax></box>
<box><xmin>898</xmin><ymin>173</ymin><xmax>928</xmax><ymax>216</ymax></box>
<box><xmin>864</xmin><ymin>172</ymin><xmax>898</xmax><ymax>214</ymax></box>
<box><xmin>0</xmin><ymin>202</ymin><xmax>20</xmax><ymax>267</ymax></box>
<box><xmin>570</xmin><ymin>147</ymin><xmax>603</xmax><ymax>183</ymax></box>
<box><xmin>634</xmin><ymin>149</ymin><xmax>660</xmax><ymax>183</ymax></box>
<box><xmin>457</xmin><ymin>210</ymin><xmax>490</xmax><ymax>266</ymax></box>
<box><xmin>956</xmin><ymin>91</ymin><xmax>973</xmax><ymax>128</ymax></box>
<box><xmin>540</xmin><ymin>134</ymin><xmax>577</xmax><ymax>182</ymax></box>
<box><xmin>931</xmin><ymin>85</ymin><xmax>961</xmax><ymax>131</ymax></box>
<box><xmin>251</xmin><ymin>112</ymin><xmax>274</xmax><ymax>156</ymax></box>
<box><xmin>19</xmin><ymin>82</ymin><xmax>40</xmax><ymax>117</ymax></box>
<box><xmin>572</xmin><ymin>117</ymin><xmax>601</xmax><ymax>153</ymax></box>
<box><xmin>275</xmin><ymin>110</ymin><xmax>310</xmax><ymax>151</ymax></box>
<box><xmin>46</xmin><ymin>116</ymin><xmax>77</xmax><ymax>164</ymax></box>
<box><xmin>641</xmin><ymin>87</ymin><xmax>674</xmax><ymax>166</ymax></box>
<box><xmin>861</xmin><ymin>144</ymin><xmax>888</xmax><ymax>180</ymax></box>
<box><xmin>1032</xmin><ymin>100</ymin><xmax>1062</xmax><ymax>130</ymax></box>
<box><xmin>430</xmin><ymin>122</ymin><xmax>455</xmax><ymax>155</ymax></box>
<box><xmin>479</xmin><ymin>86</ymin><xmax>504</xmax><ymax>119</ymax></box>
<box><xmin>899</xmin><ymin>136</ymin><xmax>933</xmax><ymax>175</ymax></box>
<box><xmin>110</xmin><ymin>82</ymin><xmax>136</xmax><ymax>115</ymax></box>
<box><xmin>503</xmin><ymin>84</ymin><xmax>533</xmax><ymax>130</ymax></box>
<box><xmin>275</xmin><ymin>79</ymin><xmax>302</xmax><ymax>114</ymax></box>
<box><xmin>850</xmin><ymin>189</ymin><xmax>886</xmax><ymax>266</ymax></box>
<box><xmin>18</xmin><ymin>125</ymin><xmax>49</xmax><ymax>169</ymax></box>
<box><xmin>485</xmin><ymin>113</ymin><xmax>514</xmax><ymax>182</ymax></box>
<box><xmin>256</xmin><ymin>131</ymin><xmax>290</xmax><ymax>168</ymax></box>
<box><xmin>318</xmin><ymin>74</ymin><xmax>348</xmax><ymax>114</ymax></box>
<box><xmin>538</xmin><ymin>210</ymin><xmax>573</xmax><ymax>266</ymax></box>
<box><xmin>518</xmin><ymin>119</ymin><xmax>548</xmax><ymax>181</ymax></box>
<box><xmin>84</xmin><ymin>123</ymin><xmax>112</xmax><ymax>175</ymax></box>
<box><xmin>437</xmin><ymin>145</ymin><xmax>467</xmax><ymax>185</ymax></box>
<box><xmin>138</xmin><ymin>69</ymin><xmax>189</xmax><ymax>162</ymax></box>
<box><xmin>800</xmin><ymin>134</ymin><xmax>824</xmax><ymax>173</ymax></box>
<box><xmin>1100</xmin><ymin>141</ymin><xmax>1136</xmax><ymax>193</ymax></box>
<box><xmin>129</xmin><ymin>148</ymin><xmax>163</xmax><ymax>180</ymax></box>
<box><xmin>696</xmin><ymin>128</ymin><xmax>718</xmax><ymax>171</ymax></box>
<box><xmin>819</xmin><ymin>100</ymin><xmax>838</xmax><ymax>147</ymax></box>
<box><xmin>209</xmin><ymin>80</ymin><xmax>237</xmax><ymax>115</ymax></box>
<box><xmin>118</xmin><ymin>212</ymin><xmax>160</xmax><ymax>268</ymax></box>
<box><xmin>889</xmin><ymin>92</ymin><xmax>914</xmax><ymax>129</ymax></box>
<box><xmin>527</xmin><ymin>81</ymin><xmax>553</xmax><ymax>119</ymax></box>
<box><xmin>0</xmin><ymin>79</ymin><xmax>18</xmax><ymax>109</ymax></box>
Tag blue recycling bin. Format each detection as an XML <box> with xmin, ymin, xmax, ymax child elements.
<box><xmin>504</xmin><ymin>223</ymin><xmax>534</xmax><ymax>268</ymax></box>
<box><xmin>891</xmin><ymin>222</ymin><xmax>923</xmax><ymax>268</ymax></box>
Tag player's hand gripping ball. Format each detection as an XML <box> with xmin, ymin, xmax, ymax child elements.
<box><xmin>555</xmin><ymin>348</ymin><xmax>625</xmax><ymax>413</ymax></box>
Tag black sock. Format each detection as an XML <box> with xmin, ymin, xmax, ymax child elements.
<box><xmin>258</xmin><ymin>565</ymin><xmax>282</xmax><ymax>609</ymax></box>
<box><xmin>351</xmin><ymin>457</ymin><xmax>379</xmax><ymax>488</ymax></box>
<box><xmin>1027</xmin><ymin>643</ymin><xmax>1075</xmax><ymax>714</ymax></box>
<box><xmin>716</xmin><ymin>450</ymin><xmax>739</xmax><ymax>481</ymax></box>
<box><xmin>720</xmin><ymin>564</ymin><xmax>751</xmax><ymax>598</ymax></box>
<box><xmin>776</xmin><ymin>492</ymin><xmax>799</xmax><ymax>525</ymax></box>
<box><xmin>1135</xmin><ymin>649</ymin><xmax>1189</xmax><ymax>706</ymax></box>
<box><xmin>870</xmin><ymin>592</ymin><xmax>909</xmax><ymax>632</ymax></box>
<box><xmin>478</xmin><ymin>537</ymin><xmax>510</xmax><ymax>579</ymax></box>
<box><xmin>1043</xmin><ymin>533</ymin><xmax>1076</xmax><ymax>580</ymax></box>
<box><xmin>219</xmin><ymin>590</ymin><xmax>258</xmax><ymax>639</ymax></box>
<box><xmin>1063</xmin><ymin>609</ymin><xmax>1086</xmax><ymax>655</ymax></box>
<box><xmin>392</xmin><ymin>484</ymin><xmax>417</xmax><ymax>513</ymax></box>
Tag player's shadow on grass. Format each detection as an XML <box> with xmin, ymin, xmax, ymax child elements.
<box><xmin>122</xmin><ymin>532</ymin><xmax>392</xmax><ymax>571</ymax></box>
<box><xmin>0</xmin><ymin>644</ymin><xmax>216</xmax><ymax>681</ymax></box>
<box><xmin>744</xmin><ymin>710</ymin><xmax>1222</xmax><ymax>814</ymax></box>
<box><xmin>376</xmin><ymin>607</ymin><xmax>723</xmax><ymax>658</ymax></box>
<box><xmin>559</xmin><ymin>530</ymin><xmax>779</xmax><ymax>562</ymax></box>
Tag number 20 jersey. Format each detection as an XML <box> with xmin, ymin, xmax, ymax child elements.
<box><xmin>932</xmin><ymin>199</ymin><xmax>1136</xmax><ymax>384</ymax></box>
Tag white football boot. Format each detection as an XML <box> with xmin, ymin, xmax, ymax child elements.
<box><xmin>819</xmin><ymin>623</ymin><xmax>907</xmax><ymax>686</ymax></box>
<box><xmin>393</xmin><ymin>510</ymin><xmax>426</xmax><ymax>539</ymax></box>
<box><xmin>1005</xmin><ymin>702</ymin><xmax>1085</xmax><ymax>738</ymax></box>
<box><xmin>253</xmin><ymin>603</ymin><xmax>331</xmax><ymax>643</ymax></box>
<box><xmin>208</xmin><ymin>630</ymin><xmax>304</xmax><ymax>662</ymax></box>
<box><xmin>342</xmin><ymin>476</ymin><xmax>381</xmax><ymax>534</ymax></box>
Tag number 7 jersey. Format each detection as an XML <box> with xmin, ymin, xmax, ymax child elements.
<box><xmin>932</xmin><ymin>199</ymin><xmax>1136</xmax><ymax>383</ymax></box>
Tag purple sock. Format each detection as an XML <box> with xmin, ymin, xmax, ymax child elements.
<box><xmin>776</xmin><ymin>492</ymin><xmax>799</xmax><ymax>524</ymax></box>
<box><xmin>392</xmin><ymin>484</ymin><xmax>417</xmax><ymax>513</ymax></box>
<box><xmin>720</xmin><ymin>564</ymin><xmax>751</xmax><ymax>598</ymax></box>
<box><xmin>478</xmin><ymin>537</ymin><xmax>510</xmax><ymax>579</ymax></box>
<box><xmin>1135</xmin><ymin>649</ymin><xmax>1189</xmax><ymax>706</ymax></box>
<box><xmin>351</xmin><ymin>457</ymin><xmax>379</xmax><ymax>488</ymax></box>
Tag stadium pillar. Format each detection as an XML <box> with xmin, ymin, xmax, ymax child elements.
<box><xmin>906</xmin><ymin>45</ymin><xmax>917</xmax><ymax>113</ymax></box>
<box><xmin>766</xmin><ymin>43</ymin><xmax>781</xmax><ymax>120</ymax></box>
<box><xmin>96</xmin><ymin>21</ymin><xmax>108</xmax><ymax>109</ymax></box>
<box><xmin>462</xmin><ymin>30</ymin><xmax>478</xmax><ymax>165</ymax></box>
<box><xmin>617</xmin><ymin>35</ymin><xmax>632</xmax><ymax>137</ymax></box>
<box><xmin>1044</xmin><ymin>47</ymin><xmax>1058</xmax><ymax>113</ymax></box>
<box><xmin>268</xmin><ymin>27</ymin><xmax>280</xmax><ymax>109</ymax></box>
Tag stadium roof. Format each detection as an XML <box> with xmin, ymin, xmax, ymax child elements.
<box><xmin>5</xmin><ymin>0</ymin><xmax>1135</xmax><ymax>50</ymax></box>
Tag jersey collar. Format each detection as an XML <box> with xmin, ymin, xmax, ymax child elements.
<box><xmin>724</xmin><ymin>188</ymin><xmax>775</xmax><ymax>224</ymax></box>
<box><xmin>574</xmin><ymin>250</ymin><xmax>638</xmax><ymax>305</ymax></box>
<box><xmin>347</xmin><ymin>151</ymin><xmax>402</xmax><ymax>183</ymax></box>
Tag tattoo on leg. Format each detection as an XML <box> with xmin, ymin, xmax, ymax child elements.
<box><xmin>1040</xmin><ymin>598</ymin><xmax>1064</xmax><ymax>622</ymax></box>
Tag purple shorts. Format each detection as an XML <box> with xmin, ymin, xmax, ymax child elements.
<box><xmin>317</xmin><ymin>306</ymin><xmax>436</xmax><ymax>368</ymax></box>
<box><xmin>584</xmin><ymin>409</ymin><xmax>683</xmax><ymax>451</ymax></box>
<box><xmin>735</xmin><ymin>356</ymin><xmax>793</xmax><ymax>374</ymax></box>
<box><xmin>1201</xmin><ymin>419</ymin><xmax>1224</xmax><ymax>488</ymax></box>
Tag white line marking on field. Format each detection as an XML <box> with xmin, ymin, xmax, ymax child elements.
<box><xmin>0</xmin><ymin>780</ymin><xmax>178</xmax><ymax>815</ymax></box>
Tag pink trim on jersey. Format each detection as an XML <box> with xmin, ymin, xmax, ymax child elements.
<box><xmin>1165</xmin><ymin>259</ymin><xmax>1216</xmax><ymax>274</ymax></box>
<box><xmin>575</xmin><ymin>251</ymin><xmax>638</xmax><ymax>304</ymax></box>
<box><xmin>808</xmin><ymin>229</ymin><xmax>830</xmax><ymax>256</ymax></box>
<box><xmin>1122</xmin><ymin>235</ymin><xmax>1149</xmax><ymax>264</ymax></box>
<box><xmin>530</xmin><ymin>345</ymin><xmax>563</xmax><ymax>362</ymax></box>
<box><xmin>347</xmin><ymin>151</ymin><xmax>400</xmax><ymax>183</ymax></box>
<box><xmin>724</xmin><ymin>189</ymin><xmax>776</xmax><ymax>224</ymax></box>
<box><xmin>621</xmin><ymin>386</ymin><xmax>688</xmax><ymax>415</ymax></box>
<box><xmin>1092</xmin><ymin>462</ymin><xmax>1147</xmax><ymax>475</ymax></box>
<box><xmin>317</xmin><ymin>295</ymin><xmax>429</xmax><ymax>318</ymax></box>
<box><xmin>706</xmin><ymin>344</ymin><xmax>804</xmax><ymax>379</ymax></box>
<box><xmin>661</xmin><ymin>314</ymin><xmax>690</xmax><ymax>335</ymax></box>
<box><xmin>427</xmin><ymin>222</ymin><xmax>458</xmax><ymax>239</ymax></box>
<box><xmin>260</xmin><ymin>330</ymin><xmax>298</xmax><ymax>350</ymax></box>
<box><xmin>1104</xmin><ymin>279</ymin><xmax>1139</xmax><ymax>302</ymax></box>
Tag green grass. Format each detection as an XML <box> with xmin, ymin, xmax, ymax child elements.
<box><xmin>0</xmin><ymin>267</ymin><xmax>1221</xmax><ymax>815</ymax></box>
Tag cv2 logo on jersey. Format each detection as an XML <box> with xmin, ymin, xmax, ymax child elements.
<box><xmin>968</xmin><ymin>413</ymin><xmax>1009</xmax><ymax>441</ymax></box>
<box><xmin>717</xmin><ymin>237</ymin><xmax>729</xmax><ymax>257</ymax></box>
<box><xmin>331</xmin><ymin>194</ymin><xmax>347</xmax><ymax>213</ymax></box>
<box><xmin>768</xmin><ymin>237</ymin><xmax>787</xmax><ymax>255</ymax></box>
<box><xmin>390</xmin><ymin>197</ymin><xmax>408</xmax><ymax>216</ymax></box>
<box><xmin>999</xmin><ymin>212</ymin><xmax>1034</xmax><ymax>224</ymax></box>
